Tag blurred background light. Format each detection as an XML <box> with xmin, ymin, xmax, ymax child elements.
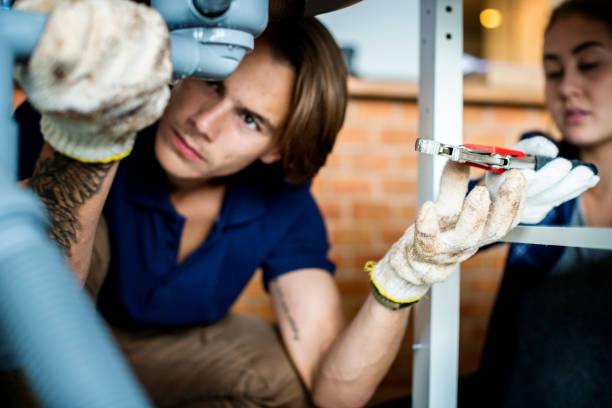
<box><xmin>480</xmin><ymin>8</ymin><xmax>502</xmax><ymax>29</ymax></box>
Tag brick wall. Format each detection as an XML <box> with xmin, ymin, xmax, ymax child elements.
<box><xmin>233</xmin><ymin>90</ymin><xmax>551</xmax><ymax>405</ymax></box>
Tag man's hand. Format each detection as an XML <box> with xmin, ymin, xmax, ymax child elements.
<box><xmin>371</xmin><ymin>161</ymin><xmax>527</xmax><ymax>305</ymax></box>
<box><xmin>14</xmin><ymin>0</ymin><xmax>172</xmax><ymax>163</ymax></box>
<box><xmin>486</xmin><ymin>135</ymin><xmax>599</xmax><ymax>224</ymax></box>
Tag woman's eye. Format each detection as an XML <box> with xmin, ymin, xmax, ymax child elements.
<box><xmin>579</xmin><ymin>62</ymin><xmax>599</xmax><ymax>72</ymax></box>
<box><xmin>241</xmin><ymin>113</ymin><xmax>260</xmax><ymax>131</ymax></box>
<box><xmin>545</xmin><ymin>70</ymin><xmax>563</xmax><ymax>80</ymax></box>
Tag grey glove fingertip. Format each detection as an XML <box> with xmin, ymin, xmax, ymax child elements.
<box><xmin>485</xmin><ymin>170</ymin><xmax>505</xmax><ymax>200</ymax></box>
<box><xmin>436</xmin><ymin>161</ymin><xmax>469</xmax><ymax>208</ymax></box>
<box><xmin>482</xmin><ymin>171</ymin><xmax>526</xmax><ymax>242</ymax></box>
<box><xmin>450</xmin><ymin>186</ymin><xmax>490</xmax><ymax>247</ymax></box>
<box><xmin>414</xmin><ymin>202</ymin><xmax>441</xmax><ymax>257</ymax></box>
<box><xmin>436</xmin><ymin>161</ymin><xmax>471</xmax><ymax>231</ymax></box>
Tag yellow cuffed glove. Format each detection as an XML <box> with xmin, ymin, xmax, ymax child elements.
<box><xmin>14</xmin><ymin>0</ymin><xmax>172</xmax><ymax>163</ymax></box>
<box><xmin>370</xmin><ymin>161</ymin><xmax>527</xmax><ymax>309</ymax></box>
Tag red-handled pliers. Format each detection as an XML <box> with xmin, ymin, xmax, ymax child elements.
<box><xmin>415</xmin><ymin>138</ymin><xmax>597</xmax><ymax>174</ymax></box>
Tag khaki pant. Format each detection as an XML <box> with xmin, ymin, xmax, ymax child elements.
<box><xmin>3</xmin><ymin>217</ymin><xmax>311</xmax><ymax>408</ymax></box>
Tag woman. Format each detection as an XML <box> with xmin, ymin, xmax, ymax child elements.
<box><xmin>472</xmin><ymin>1</ymin><xmax>612</xmax><ymax>406</ymax></box>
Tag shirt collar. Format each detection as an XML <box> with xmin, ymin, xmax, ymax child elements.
<box><xmin>222</xmin><ymin>162</ymin><xmax>287</xmax><ymax>227</ymax></box>
<box><xmin>123</xmin><ymin>129</ymin><xmax>288</xmax><ymax>226</ymax></box>
<box><xmin>124</xmin><ymin>126</ymin><xmax>175</xmax><ymax>213</ymax></box>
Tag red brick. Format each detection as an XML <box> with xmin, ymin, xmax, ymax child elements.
<box><xmin>355</xmin><ymin>100</ymin><xmax>395</xmax><ymax>119</ymax></box>
<box><xmin>401</xmin><ymin>104</ymin><xmax>419</xmax><ymax>120</ymax></box>
<box><xmin>381</xmin><ymin>228</ymin><xmax>407</xmax><ymax>245</ymax></box>
<box><xmin>463</xmin><ymin>105</ymin><xmax>483</xmax><ymax>123</ymax></box>
<box><xmin>398</xmin><ymin>153</ymin><xmax>419</xmax><ymax>170</ymax></box>
<box><xmin>353</xmin><ymin>203</ymin><xmax>392</xmax><ymax>219</ymax></box>
<box><xmin>353</xmin><ymin>251</ymin><xmax>388</xmax><ymax>270</ymax></box>
<box><xmin>382</xmin><ymin>179</ymin><xmax>417</xmax><ymax>194</ymax></box>
<box><xmin>319</xmin><ymin>201</ymin><xmax>342</xmax><ymax>220</ymax></box>
<box><xmin>464</xmin><ymin>132</ymin><xmax>507</xmax><ymax>147</ymax></box>
<box><xmin>398</xmin><ymin>205</ymin><xmax>417</xmax><ymax>220</ymax></box>
<box><xmin>351</xmin><ymin>153</ymin><xmax>390</xmax><ymax>170</ymax></box>
<box><xmin>324</xmin><ymin>152</ymin><xmax>350</xmax><ymax>169</ymax></box>
<box><xmin>379</xmin><ymin>129</ymin><xmax>418</xmax><ymax>144</ymax></box>
<box><xmin>492</xmin><ymin>106</ymin><xmax>528</xmax><ymax>123</ymax></box>
<box><xmin>331</xmin><ymin>179</ymin><xmax>372</xmax><ymax>194</ymax></box>
<box><xmin>330</xmin><ymin>228</ymin><xmax>372</xmax><ymax>245</ymax></box>
<box><xmin>328</xmin><ymin>250</ymin><xmax>349</xmax><ymax>271</ymax></box>
<box><xmin>310</xmin><ymin>177</ymin><xmax>326</xmax><ymax>194</ymax></box>
<box><xmin>338</xmin><ymin>127</ymin><xmax>369</xmax><ymax>143</ymax></box>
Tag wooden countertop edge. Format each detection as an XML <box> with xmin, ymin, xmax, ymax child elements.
<box><xmin>348</xmin><ymin>77</ymin><xmax>545</xmax><ymax>107</ymax></box>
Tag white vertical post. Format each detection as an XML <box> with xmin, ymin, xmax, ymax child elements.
<box><xmin>413</xmin><ymin>1</ymin><xmax>463</xmax><ymax>407</ymax></box>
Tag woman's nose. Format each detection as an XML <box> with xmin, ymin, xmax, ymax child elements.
<box><xmin>189</xmin><ymin>99</ymin><xmax>233</xmax><ymax>142</ymax></box>
<box><xmin>558</xmin><ymin>69</ymin><xmax>584</xmax><ymax>100</ymax></box>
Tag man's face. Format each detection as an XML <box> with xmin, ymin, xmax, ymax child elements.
<box><xmin>155</xmin><ymin>42</ymin><xmax>295</xmax><ymax>185</ymax></box>
<box><xmin>544</xmin><ymin>14</ymin><xmax>612</xmax><ymax>147</ymax></box>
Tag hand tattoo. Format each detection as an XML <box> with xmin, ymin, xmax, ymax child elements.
<box><xmin>29</xmin><ymin>153</ymin><xmax>113</xmax><ymax>257</ymax></box>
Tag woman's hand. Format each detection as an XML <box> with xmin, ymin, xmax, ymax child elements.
<box><xmin>486</xmin><ymin>135</ymin><xmax>599</xmax><ymax>224</ymax></box>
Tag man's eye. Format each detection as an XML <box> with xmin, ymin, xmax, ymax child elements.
<box><xmin>241</xmin><ymin>113</ymin><xmax>260</xmax><ymax>131</ymax></box>
<box><xmin>206</xmin><ymin>81</ymin><xmax>221</xmax><ymax>92</ymax></box>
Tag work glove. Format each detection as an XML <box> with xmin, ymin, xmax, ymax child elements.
<box><xmin>369</xmin><ymin>161</ymin><xmax>526</xmax><ymax>309</ymax></box>
<box><xmin>485</xmin><ymin>135</ymin><xmax>599</xmax><ymax>224</ymax></box>
<box><xmin>14</xmin><ymin>0</ymin><xmax>172</xmax><ymax>163</ymax></box>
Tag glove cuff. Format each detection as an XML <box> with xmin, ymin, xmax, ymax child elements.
<box><xmin>367</xmin><ymin>260</ymin><xmax>427</xmax><ymax>310</ymax></box>
<box><xmin>40</xmin><ymin>115</ymin><xmax>136</xmax><ymax>163</ymax></box>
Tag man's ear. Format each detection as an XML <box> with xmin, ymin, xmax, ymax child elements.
<box><xmin>260</xmin><ymin>147</ymin><xmax>281</xmax><ymax>164</ymax></box>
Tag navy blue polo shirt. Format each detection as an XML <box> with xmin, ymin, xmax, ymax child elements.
<box><xmin>16</xmin><ymin>102</ymin><xmax>334</xmax><ymax>327</ymax></box>
<box><xmin>99</xmin><ymin>128</ymin><xmax>335</xmax><ymax>327</ymax></box>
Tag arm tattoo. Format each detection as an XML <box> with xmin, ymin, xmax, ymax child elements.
<box><xmin>273</xmin><ymin>284</ymin><xmax>300</xmax><ymax>341</ymax></box>
<box><xmin>29</xmin><ymin>152</ymin><xmax>113</xmax><ymax>257</ymax></box>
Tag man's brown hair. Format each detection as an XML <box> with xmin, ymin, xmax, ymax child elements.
<box><xmin>260</xmin><ymin>17</ymin><xmax>348</xmax><ymax>184</ymax></box>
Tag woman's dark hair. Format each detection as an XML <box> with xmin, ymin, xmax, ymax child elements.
<box><xmin>546</xmin><ymin>0</ymin><xmax>612</xmax><ymax>35</ymax></box>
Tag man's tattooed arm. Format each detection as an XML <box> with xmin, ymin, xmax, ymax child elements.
<box><xmin>272</xmin><ymin>283</ymin><xmax>300</xmax><ymax>341</ymax></box>
<box><xmin>29</xmin><ymin>152</ymin><xmax>114</xmax><ymax>257</ymax></box>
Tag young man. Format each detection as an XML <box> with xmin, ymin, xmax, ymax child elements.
<box><xmin>14</xmin><ymin>0</ymin><xmax>528</xmax><ymax>406</ymax></box>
